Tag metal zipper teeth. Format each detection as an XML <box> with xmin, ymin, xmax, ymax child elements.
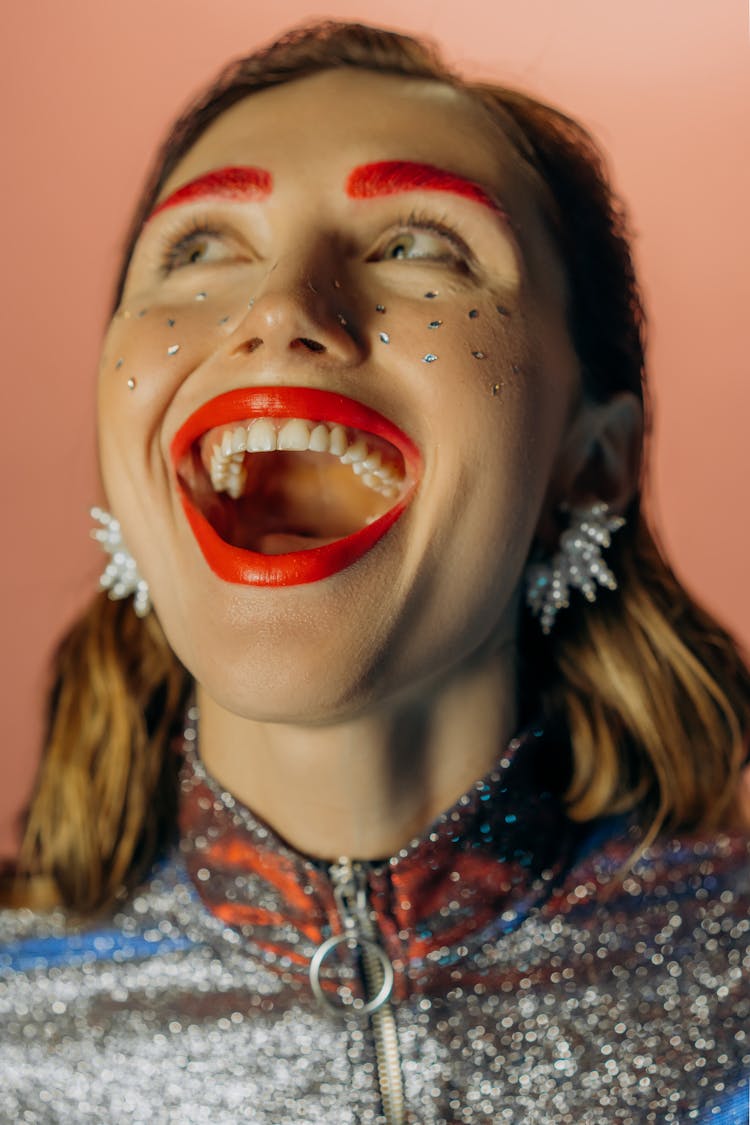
<box><xmin>328</xmin><ymin>859</ymin><xmax>406</xmax><ymax>1125</ymax></box>
<box><xmin>360</xmin><ymin>939</ymin><xmax>405</xmax><ymax>1125</ymax></box>
<box><xmin>184</xmin><ymin>709</ymin><xmax>405</xmax><ymax>1119</ymax></box>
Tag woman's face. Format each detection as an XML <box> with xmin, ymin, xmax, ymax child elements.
<box><xmin>98</xmin><ymin>68</ymin><xmax>586</xmax><ymax>721</ymax></box>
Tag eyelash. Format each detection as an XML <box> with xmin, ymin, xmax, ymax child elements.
<box><xmin>154</xmin><ymin>207</ymin><xmax>474</xmax><ymax>274</ymax></box>
<box><xmin>157</xmin><ymin>218</ymin><xmax>228</xmax><ymax>274</ymax></box>
<box><xmin>374</xmin><ymin>209</ymin><xmax>474</xmax><ymax>268</ymax></box>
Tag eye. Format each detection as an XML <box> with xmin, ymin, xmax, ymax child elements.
<box><xmin>371</xmin><ymin>215</ymin><xmax>473</xmax><ymax>269</ymax></box>
<box><xmin>159</xmin><ymin>223</ymin><xmax>238</xmax><ymax>273</ymax></box>
<box><xmin>382</xmin><ymin>230</ymin><xmax>451</xmax><ymax>261</ymax></box>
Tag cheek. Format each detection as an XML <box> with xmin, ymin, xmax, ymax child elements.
<box><xmin>368</xmin><ymin>286</ymin><xmax>525</xmax><ymax>410</ymax></box>
<box><xmin>97</xmin><ymin>286</ymin><xmax>258</xmax><ymax>459</ymax></box>
<box><xmin>371</xmin><ymin>290</ymin><xmax>537</xmax><ymax>572</ymax></box>
<box><xmin>382</xmin><ymin>287</ymin><xmax>575</xmax><ymax>563</ymax></box>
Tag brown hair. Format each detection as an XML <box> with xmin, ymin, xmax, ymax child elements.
<box><xmin>15</xmin><ymin>21</ymin><xmax>750</xmax><ymax>914</ymax></box>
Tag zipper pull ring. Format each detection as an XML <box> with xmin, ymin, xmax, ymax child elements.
<box><xmin>309</xmin><ymin>858</ymin><xmax>394</xmax><ymax>1015</ymax></box>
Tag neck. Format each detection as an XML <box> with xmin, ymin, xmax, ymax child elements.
<box><xmin>196</xmin><ymin>647</ymin><xmax>518</xmax><ymax>861</ymax></box>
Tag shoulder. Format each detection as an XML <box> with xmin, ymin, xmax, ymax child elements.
<box><xmin>537</xmin><ymin>818</ymin><xmax>750</xmax><ymax>999</ymax></box>
<box><xmin>549</xmin><ymin>818</ymin><xmax>750</xmax><ymax>917</ymax></box>
<box><xmin>0</xmin><ymin>853</ymin><xmax>206</xmax><ymax>975</ymax></box>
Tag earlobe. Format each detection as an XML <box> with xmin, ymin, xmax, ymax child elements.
<box><xmin>534</xmin><ymin>391</ymin><xmax>643</xmax><ymax>551</ymax></box>
<box><xmin>568</xmin><ymin>392</ymin><xmax>644</xmax><ymax>514</ymax></box>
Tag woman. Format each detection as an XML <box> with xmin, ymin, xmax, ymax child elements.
<box><xmin>2</xmin><ymin>20</ymin><xmax>748</xmax><ymax>1124</ymax></box>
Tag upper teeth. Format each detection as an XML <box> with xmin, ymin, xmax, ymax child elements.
<box><xmin>208</xmin><ymin>418</ymin><xmax>404</xmax><ymax>500</ymax></box>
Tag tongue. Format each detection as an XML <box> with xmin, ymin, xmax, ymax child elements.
<box><xmin>183</xmin><ymin>440</ymin><xmax>399</xmax><ymax>556</ymax></box>
<box><xmin>255</xmin><ymin>531</ymin><xmax>342</xmax><ymax>554</ymax></box>
<box><xmin>206</xmin><ymin>488</ymin><xmax>351</xmax><ymax>554</ymax></box>
<box><xmin>224</xmin><ymin>451</ymin><xmax>392</xmax><ymax>551</ymax></box>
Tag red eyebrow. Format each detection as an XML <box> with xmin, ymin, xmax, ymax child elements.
<box><xmin>346</xmin><ymin>161</ymin><xmax>506</xmax><ymax>217</ymax></box>
<box><xmin>148</xmin><ymin>166</ymin><xmax>272</xmax><ymax>220</ymax></box>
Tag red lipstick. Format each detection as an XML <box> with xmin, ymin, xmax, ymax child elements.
<box><xmin>170</xmin><ymin>388</ymin><xmax>421</xmax><ymax>586</ymax></box>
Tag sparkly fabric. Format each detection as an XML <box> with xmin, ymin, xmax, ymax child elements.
<box><xmin>1</xmin><ymin>722</ymin><xmax>749</xmax><ymax>1124</ymax></box>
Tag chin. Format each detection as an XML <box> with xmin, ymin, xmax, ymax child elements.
<box><xmin>153</xmin><ymin>589</ymin><xmax>384</xmax><ymax>724</ymax></box>
<box><xmin>194</xmin><ymin>657</ymin><xmax>382</xmax><ymax>726</ymax></box>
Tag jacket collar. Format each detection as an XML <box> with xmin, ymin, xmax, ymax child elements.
<box><xmin>178</xmin><ymin>714</ymin><xmax>582</xmax><ymax>995</ymax></box>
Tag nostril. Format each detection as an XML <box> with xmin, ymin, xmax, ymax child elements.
<box><xmin>235</xmin><ymin>337</ymin><xmax>263</xmax><ymax>355</ymax></box>
<box><xmin>293</xmin><ymin>337</ymin><xmax>326</xmax><ymax>353</ymax></box>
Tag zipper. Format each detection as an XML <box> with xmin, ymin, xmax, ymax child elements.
<box><xmin>309</xmin><ymin>858</ymin><xmax>406</xmax><ymax>1125</ymax></box>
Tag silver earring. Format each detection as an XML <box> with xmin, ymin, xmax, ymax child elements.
<box><xmin>525</xmin><ymin>501</ymin><xmax>625</xmax><ymax>634</ymax></box>
<box><xmin>90</xmin><ymin>507</ymin><xmax>151</xmax><ymax>618</ymax></box>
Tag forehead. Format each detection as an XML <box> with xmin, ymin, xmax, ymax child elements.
<box><xmin>161</xmin><ymin>68</ymin><xmax>527</xmax><ymax>205</ymax></box>
<box><xmin>154</xmin><ymin>68</ymin><xmax>566</xmax><ymax>307</ymax></box>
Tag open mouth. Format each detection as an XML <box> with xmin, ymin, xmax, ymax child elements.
<box><xmin>170</xmin><ymin>387</ymin><xmax>421</xmax><ymax>586</ymax></box>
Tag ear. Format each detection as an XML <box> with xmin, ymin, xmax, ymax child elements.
<box><xmin>535</xmin><ymin>391</ymin><xmax>643</xmax><ymax>550</ymax></box>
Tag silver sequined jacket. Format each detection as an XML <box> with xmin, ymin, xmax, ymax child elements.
<box><xmin>1</xmin><ymin>721</ymin><xmax>749</xmax><ymax>1124</ymax></box>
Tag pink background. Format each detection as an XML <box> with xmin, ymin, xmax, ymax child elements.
<box><xmin>1</xmin><ymin>0</ymin><xmax>748</xmax><ymax>857</ymax></box>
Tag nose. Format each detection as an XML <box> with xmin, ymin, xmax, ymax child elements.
<box><xmin>226</xmin><ymin>258</ymin><xmax>363</xmax><ymax>367</ymax></box>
